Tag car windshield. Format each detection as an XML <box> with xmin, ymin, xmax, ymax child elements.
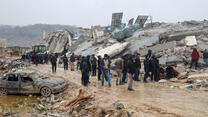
<box><xmin>29</xmin><ymin>72</ymin><xmax>42</xmax><ymax>79</ymax></box>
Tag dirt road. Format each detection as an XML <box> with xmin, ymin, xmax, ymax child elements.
<box><xmin>30</xmin><ymin>64</ymin><xmax>208</xmax><ymax>117</ymax></box>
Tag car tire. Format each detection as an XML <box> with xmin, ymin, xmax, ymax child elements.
<box><xmin>40</xmin><ymin>87</ymin><xmax>52</xmax><ymax>97</ymax></box>
<box><xmin>0</xmin><ymin>88</ymin><xmax>7</xmax><ymax>95</ymax></box>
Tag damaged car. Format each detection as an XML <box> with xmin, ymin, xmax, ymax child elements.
<box><xmin>0</xmin><ymin>70</ymin><xmax>67</xmax><ymax>97</ymax></box>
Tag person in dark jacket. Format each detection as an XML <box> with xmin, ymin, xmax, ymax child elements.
<box><xmin>97</xmin><ymin>56</ymin><xmax>102</xmax><ymax>81</ymax></box>
<box><xmin>151</xmin><ymin>55</ymin><xmax>160</xmax><ymax>81</ymax></box>
<box><xmin>146</xmin><ymin>49</ymin><xmax>152</xmax><ymax>59</ymax></box>
<box><xmin>80</xmin><ymin>57</ymin><xmax>90</xmax><ymax>86</ymax></box>
<box><xmin>128</xmin><ymin>55</ymin><xmax>137</xmax><ymax>91</ymax></box>
<box><xmin>190</xmin><ymin>48</ymin><xmax>200</xmax><ymax>69</ymax></box>
<box><xmin>91</xmin><ymin>54</ymin><xmax>97</xmax><ymax>76</ymax></box>
<box><xmin>121</xmin><ymin>55</ymin><xmax>129</xmax><ymax>83</ymax></box>
<box><xmin>63</xmin><ymin>55</ymin><xmax>68</xmax><ymax>70</ymax></box>
<box><xmin>100</xmin><ymin>54</ymin><xmax>111</xmax><ymax>87</ymax></box>
<box><xmin>77</xmin><ymin>55</ymin><xmax>82</xmax><ymax>70</ymax></box>
<box><xmin>134</xmin><ymin>53</ymin><xmax>141</xmax><ymax>81</ymax></box>
<box><xmin>70</xmin><ymin>53</ymin><xmax>76</xmax><ymax>71</ymax></box>
<box><xmin>143</xmin><ymin>55</ymin><xmax>153</xmax><ymax>82</ymax></box>
<box><xmin>202</xmin><ymin>49</ymin><xmax>208</xmax><ymax>66</ymax></box>
<box><xmin>51</xmin><ymin>53</ymin><xmax>57</xmax><ymax>73</ymax></box>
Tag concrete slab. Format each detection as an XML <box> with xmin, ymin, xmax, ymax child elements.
<box><xmin>185</xmin><ymin>36</ymin><xmax>197</xmax><ymax>46</ymax></box>
<box><xmin>139</xmin><ymin>41</ymin><xmax>177</xmax><ymax>56</ymax></box>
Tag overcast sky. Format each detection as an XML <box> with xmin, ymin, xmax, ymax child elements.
<box><xmin>0</xmin><ymin>0</ymin><xmax>207</xmax><ymax>27</ymax></box>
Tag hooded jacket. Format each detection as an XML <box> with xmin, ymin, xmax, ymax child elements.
<box><xmin>191</xmin><ymin>48</ymin><xmax>199</xmax><ymax>59</ymax></box>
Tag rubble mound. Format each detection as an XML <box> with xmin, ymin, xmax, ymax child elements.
<box><xmin>42</xmin><ymin>30</ymin><xmax>72</xmax><ymax>53</ymax></box>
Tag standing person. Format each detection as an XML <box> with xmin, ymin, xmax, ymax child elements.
<box><xmin>87</xmin><ymin>55</ymin><xmax>92</xmax><ymax>83</ymax></box>
<box><xmin>202</xmin><ymin>49</ymin><xmax>208</xmax><ymax>66</ymax></box>
<box><xmin>80</xmin><ymin>57</ymin><xmax>90</xmax><ymax>86</ymax></box>
<box><xmin>91</xmin><ymin>54</ymin><xmax>97</xmax><ymax>76</ymax></box>
<box><xmin>121</xmin><ymin>55</ymin><xmax>129</xmax><ymax>84</ymax></box>
<box><xmin>146</xmin><ymin>49</ymin><xmax>152</xmax><ymax>58</ymax></box>
<box><xmin>114</xmin><ymin>58</ymin><xmax>123</xmax><ymax>85</ymax></box>
<box><xmin>77</xmin><ymin>55</ymin><xmax>82</xmax><ymax>70</ymax></box>
<box><xmin>70</xmin><ymin>53</ymin><xmax>76</xmax><ymax>71</ymax></box>
<box><xmin>190</xmin><ymin>48</ymin><xmax>200</xmax><ymax>69</ymax></box>
<box><xmin>97</xmin><ymin>56</ymin><xmax>102</xmax><ymax>81</ymax></box>
<box><xmin>51</xmin><ymin>53</ymin><xmax>57</xmax><ymax>73</ymax></box>
<box><xmin>101</xmin><ymin>54</ymin><xmax>111</xmax><ymax>87</ymax></box>
<box><xmin>144</xmin><ymin>55</ymin><xmax>153</xmax><ymax>82</ymax></box>
<box><xmin>128</xmin><ymin>55</ymin><xmax>137</xmax><ymax>91</ymax></box>
<box><xmin>134</xmin><ymin>53</ymin><xmax>141</xmax><ymax>81</ymax></box>
<box><xmin>34</xmin><ymin>54</ymin><xmax>39</xmax><ymax>66</ymax></box>
<box><xmin>63</xmin><ymin>55</ymin><xmax>69</xmax><ymax>70</ymax></box>
<box><xmin>151</xmin><ymin>55</ymin><xmax>160</xmax><ymax>82</ymax></box>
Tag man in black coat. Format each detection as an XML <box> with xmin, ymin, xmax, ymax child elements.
<box><xmin>70</xmin><ymin>53</ymin><xmax>76</xmax><ymax>71</ymax></box>
<box><xmin>143</xmin><ymin>55</ymin><xmax>153</xmax><ymax>82</ymax></box>
<box><xmin>91</xmin><ymin>54</ymin><xmax>97</xmax><ymax>76</ymax></box>
<box><xmin>51</xmin><ymin>53</ymin><xmax>57</xmax><ymax>73</ymax></box>
<box><xmin>134</xmin><ymin>53</ymin><xmax>141</xmax><ymax>81</ymax></box>
<box><xmin>63</xmin><ymin>55</ymin><xmax>68</xmax><ymax>70</ymax></box>
<box><xmin>80</xmin><ymin>57</ymin><xmax>90</xmax><ymax>86</ymax></box>
<box><xmin>151</xmin><ymin>55</ymin><xmax>160</xmax><ymax>81</ymax></box>
<box><xmin>128</xmin><ymin>55</ymin><xmax>137</xmax><ymax>91</ymax></box>
<box><xmin>97</xmin><ymin>56</ymin><xmax>102</xmax><ymax>81</ymax></box>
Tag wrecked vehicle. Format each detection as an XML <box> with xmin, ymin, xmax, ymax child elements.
<box><xmin>0</xmin><ymin>70</ymin><xmax>67</xmax><ymax>97</ymax></box>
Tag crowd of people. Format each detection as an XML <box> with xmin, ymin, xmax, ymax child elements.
<box><xmin>24</xmin><ymin>48</ymin><xmax>208</xmax><ymax>91</ymax></box>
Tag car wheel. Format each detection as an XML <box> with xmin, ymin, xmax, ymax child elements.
<box><xmin>40</xmin><ymin>87</ymin><xmax>52</xmax><ymax>97</ymax></box>
<box><xmin>0</xmin><ymin>88</ymin><xmax>7</xmax><ymax>95</ymax></box>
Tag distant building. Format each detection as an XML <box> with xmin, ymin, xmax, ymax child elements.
<box><xmin>0</xmin><ymin>39</ymin><xmax>6</xmax><ymax>56</ymax></box>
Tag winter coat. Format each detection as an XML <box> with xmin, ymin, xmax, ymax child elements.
<box><xmin>100</xmin><ymin>58</ymin><xmax>111</xmax><ymax>70</ymax></box>
<box><xmin>70</xmin><ymin>55</ymin><xmax>76</xmax><ymax>62</ymax></box>
<box><xmin>51</xmin><ymin>56</ymin><xmax>57</xmax><ymax>64</ymax></box>
<box><xmin>191</xmin><ymin>48</ymin><xmax>199</xmax><ymax>59</ymax></box>
<box><xmin>128</xmin><ymin>60</ymin><xmax>137</xmax><ymax>74</ymax></box>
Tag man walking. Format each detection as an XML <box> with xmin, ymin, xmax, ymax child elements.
<box><xmin>101</xmin><ymin>54</ymin><xmax>111</xmax><ymax>87</ymax></box>
<box><xmin>128</xmin><ymin>55</ymin><xmax>137</xmax><ymax>91</ymax></box>
<box><xmin>51</xmin><ymin>53</ymin><xmax>57</xmax><ymax>73</ymax></box>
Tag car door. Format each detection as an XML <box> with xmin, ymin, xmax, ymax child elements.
<box><xmin>20</xmin><ymin>75</ymin><xmax>37</xmax><ymax>94</ymax></box>
<box><xmin>6</xmin><ymin>73</ymin><xmax>20</xmax><ymax>93</ymax></box>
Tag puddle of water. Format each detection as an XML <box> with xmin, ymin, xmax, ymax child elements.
<box><xmin>0</xmin><ymin>95</ymin><xmax>38</xmax><ymax>114</ymax></box>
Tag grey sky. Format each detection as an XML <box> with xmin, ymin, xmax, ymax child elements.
<box><xmin>0</xmin><ymin>0</ymin><xmax>207</xmax><ymax>27</ymax></box>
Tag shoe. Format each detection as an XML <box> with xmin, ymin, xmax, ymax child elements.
<box><xmin>128</xmin><ymin>88</ymin><xmax>134</xmax><ymax>91</ymax></box>
<box><xmin>109</xmin><ymin>84</ymin><xmax>111</xmax><ymax>87</ymax></box>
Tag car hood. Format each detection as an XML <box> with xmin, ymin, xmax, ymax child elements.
<box><xmin>38</xmin><ymin>77</ymin><xmax>65</xmax><ymax>85</ymax></box>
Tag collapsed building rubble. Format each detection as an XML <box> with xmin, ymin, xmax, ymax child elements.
<box><xmin>0</xmin><ymin>59</ymin><xmax>30</xmax><ymax>75</ymax></box>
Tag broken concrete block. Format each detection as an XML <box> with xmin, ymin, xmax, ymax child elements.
<box><xmin>96</xmin><ymin>42</ymin><xmax>129</xmax><ymax>58</ymax></box>
<box><xmin>139</xmin><ymin>41</ymin><xmax>177</xmax><ymax>56</ymax></box>
<box><xmin>112</xmin><ymin>27</ymin><xmax>134</xmax><ymax>42</ymax></box>
<box><xmin>188</xmin><ymin>73</ymin><xmax>208</xmax><ymax>79</ymax></box>
<box><xmin>185</xmin><ymin>36</ymin><xmax>197</xmax><ymax>46</ymax></box>
<box><xmin>166</xmin><ymin>56</ymin><xmax>183</xmax><ymax>65</ymax></box>
<box><xmin>159</xmin><ymin>29</ymin><xmax>208</xmax><ymax>43</ymax></box>
<box><xmin>176</xmin><ymin>65</ymin><xmax>186</xmax><ymax>74</ymax></box>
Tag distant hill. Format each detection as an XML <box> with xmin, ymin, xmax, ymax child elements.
<box><xmin>0</xmin><ymin>24</ymin><xmax>87</xmax><ymax>47</ymax></box>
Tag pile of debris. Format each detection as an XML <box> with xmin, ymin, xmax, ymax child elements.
<box><xmin>0</xmin><ymin>59</ymin><xmax>30</xmax><ymax>75</ymax></box>
<box><xmin>41</xmin><ymin>30</ymin><xmax>73</xmax><ymax>53</ymax></box>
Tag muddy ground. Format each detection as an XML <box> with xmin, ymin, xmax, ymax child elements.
<box><xmin>19</xmin><ymin>64</ymin><xmax>208</xmax><ymax>117</ymax></box>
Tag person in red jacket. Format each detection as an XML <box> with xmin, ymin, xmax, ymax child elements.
<box><xmin>190</xmin><ymin>48</ymin><xmax>200</xmax><ymax>69</ymax></box>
